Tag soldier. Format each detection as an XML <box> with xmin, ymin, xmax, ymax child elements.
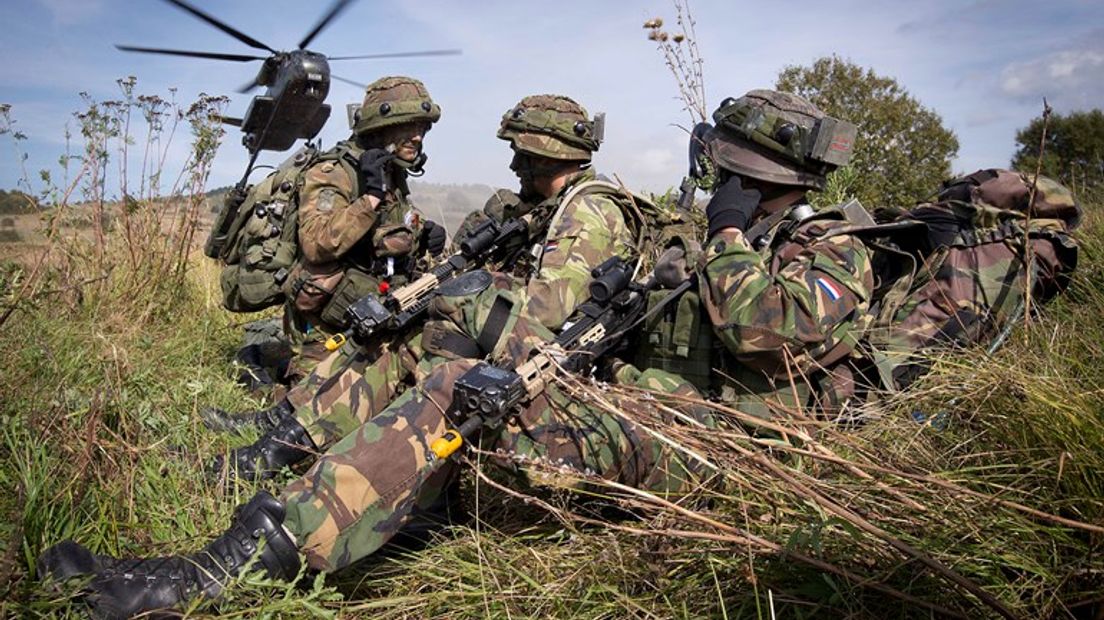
<box><xmin>37</xmin><ymin>90</ymin><xmax>1077</xmax><ymax>618</ymax></box>
<box><xmin>630</xmin><ymin>90</ymin><xmax>1078</xmax><ymax>416</ymax></box>
<box><xmin>619</xmin><ymin>88</ymin><xmax>877</xmax><ymax>417</ymax></box>
<box><xmin>277</xmin><ymin>75</ymin><xmax>447</xmax><ymax>378</ymax></box>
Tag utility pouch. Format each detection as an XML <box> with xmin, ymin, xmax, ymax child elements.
<box><xmin>219</xmin><ymin>237</ymin><xmax>298</xmax><ymax>312</ymax></box>
<box><xmin>318</xmin><ymin>267</ymin><xmax>381</xmax><ymax>328</ymax></box>
<box><xmin>630</xmin><ymin>288</ymin><xmax>715</xmax><ymax>393</ymax></box>
<box><xmin>285</xmin><ymin>261</ymin><xmax>345</xmax><ymax>315</ymax></box>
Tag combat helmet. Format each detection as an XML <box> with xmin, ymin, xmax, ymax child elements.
<box><xmin>353</xmin><ymin>76</ymin><xmax>441</xmax><ymax>136</ymax></box>
<box><xmin>704</xmin><ymin>89</ymin><xmax>856</xmax><ymax>190</ymax></box>
<box><xmin>498</xmin><ymin>95</ymin><xmax>604</xmax><ymax>161</ymax></box>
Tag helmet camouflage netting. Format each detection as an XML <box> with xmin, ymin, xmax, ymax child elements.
<box><xmin>354</xmin><ymin>76</ymin><xmax>441</xmax><ymax>135</ymax></box>
<box><xmin>705</xmin><ymin>89</ymin><xmax>855</xmax><ymax>190</ymax></box>
<box><xmin>497</xmin><ymin>94</ymin><xmax>600</xmax><ymax>161</ymax></box>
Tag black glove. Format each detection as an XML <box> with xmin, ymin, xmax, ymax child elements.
<box><xmin>705</xmin><ymin>175</ymin><xmax>761</xmax><ymax>237</ymax></box>
<box><xmin>420</xmin><ymin>219</ymin><xmax>447</xmax><ymax>257</ymax></box>
<box><xmin>358</xmin><ymin>148</ymin><xmax>393</xmax><ymax>201</ymax></box>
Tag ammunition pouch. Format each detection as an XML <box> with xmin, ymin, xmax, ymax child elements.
<box><xmin>219</xmin><ymin>236</ymin><xmax>298</xmax><ymax>313</ymax></box>
<box><xmin>318</xmin><ymin>267</ymin><xmax>391</xmax><ymax>331</ymax></box>
<box><xmin>630</xmin><ymin>287</ymin><xmax>716</xmax><ymax>395</ymax></box>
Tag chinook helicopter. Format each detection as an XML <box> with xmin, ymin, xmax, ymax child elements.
<box><xmin>117</xmin><ymin>0</ymin><xmax>459</xmax><ymax>157</ymax></box>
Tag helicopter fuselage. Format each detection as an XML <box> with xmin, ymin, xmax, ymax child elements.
<box><xmin>241</xmin><ymin>49</ymin><xmax>332</xmax><ymax>152</ymax></box>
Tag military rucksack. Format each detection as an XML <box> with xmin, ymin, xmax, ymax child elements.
<box><xmin>866</xmin><ymin>168</ymin><xmax>1080</xmax><ymax>390</ymax></box>
<box><xmin>213</xmin><ymin>144</ymin><xmax>361</xmax><ymax>313</ymax></box>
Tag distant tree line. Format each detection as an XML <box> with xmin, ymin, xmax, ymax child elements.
<box><xmin>1013</xmin><ymin>109</ymin><xmax>1104</xmax><ymax>195</ymax></box>
<box><xmin>0</xmin><ymin>189</ymin><xmax>37</xmax><ymax>214</ymax></box>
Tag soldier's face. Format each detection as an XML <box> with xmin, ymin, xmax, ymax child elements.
<box><xmin>510</xmin><ymin>152</ymin><xmax>564</xmax><ymax>199</ymax></box>
<box><xmin>379</xmin><ymin>122</ymin><xmax>429</xmax><ymax>162</ymax></box>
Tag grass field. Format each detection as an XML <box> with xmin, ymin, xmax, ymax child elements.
<box><xmin>0</xmin><ymin>186</ymin><xmax>1101</xmax><ymax>620</ymax></box>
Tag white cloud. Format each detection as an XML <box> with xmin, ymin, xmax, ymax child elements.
<box><xmin>635</xmin><ymin>147</ymin><xmax>675</xmax><ymax>176</ymax></box>
<box><xmin>36</xmin><ymin>0</ymin><xmax>102</xmax><ymax>26</ymax></box>
<box><xmin>1000</xmin><ymin>47</ymin><xmax>1104</xmax><ymax>110</ymax></box>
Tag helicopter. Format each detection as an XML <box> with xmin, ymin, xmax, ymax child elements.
<box><xmin>117</xmin><ymin>0</ymin><xmax>459</xmax><ymax>157</ymax></box>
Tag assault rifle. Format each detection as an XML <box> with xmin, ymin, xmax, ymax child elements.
<box><xmin>430</xmin><ymin>256</ymin><xmax>691</xmax><ymax>459</ymax></box>
<box><xmin>324</xmin><ymin>217</ymin><xmax>528</xmax><ymax>351</ymax></box>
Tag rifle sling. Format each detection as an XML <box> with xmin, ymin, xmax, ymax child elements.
<box><xmin>429</xmin><ymin>294</ymin><xmax>515</xmax><ymax>359</ymax></box>
<box><xmin>477</xmin><ymin>295</ymin><xmax>514</xmax><ymax>355</ymax></box>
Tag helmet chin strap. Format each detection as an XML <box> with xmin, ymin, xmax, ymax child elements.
<box><xmin>390</xmin><ymin>151</ymin><xmax>428</xmax><ymax>176</ymax></box>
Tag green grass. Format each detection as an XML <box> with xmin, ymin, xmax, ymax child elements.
<box><xmin>1</xmin><ymin>206</ymin><xmax>1103</xmax><ymax>619</ymax></box>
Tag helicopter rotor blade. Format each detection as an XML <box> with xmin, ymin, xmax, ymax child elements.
<box><xmin>298</xmin><ymin>0</ymin><xmax>356</xmax><ymax>50</ymax></box>
<box><xmin>115</xmin><ymin>45</ymin><xmax>267</xmax><ymax>62</ymax></box>
<box><xmin>162</xmin><ymin>0</ymin><xmax>277</xmax><ymax>54</ymax></box>
<box><xmin>237</xmin><ymin>79</ymin><xmax>262</xmax><ymax>94</ymax></box>
<box><xmin>331</xmin><ymin>74</ymin><xmax>367</xmax><ymax>89</ymax></box>
<box><xmin>327</xmin><ymin>49</ymin><xmax>463</xmax><ymax>61</ymax></box>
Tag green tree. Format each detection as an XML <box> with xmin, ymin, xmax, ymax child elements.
<box><xmin>776</xmin><ymin>56</ymin><xmax>959</xmax><ymax>208</ymax></box>
<box><xmin>1012</xmin><ymin>109</ymin><xmax>1104</xmax><ymax>195</ymax></box>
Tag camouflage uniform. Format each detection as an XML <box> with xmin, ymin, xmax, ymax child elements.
<box><xmin>636</xmin><ymin>94</ymin><xmax>1080</xmax><ymax>417</ymax></box>
<box><xmin>698</xmin><ymin>205</ymin><xmax>876</xmax><ymax>415</ymax></box>
<box><xmin>281</xmin><ymin>351</ymin><xmax>703</xmax><ymax>571</ymax></box>
<box><xmin>867</xmin><ymin>169</ymin><xmax>1080</xmax><ymax>389</ymax></box>
<box><xmin>282</xmin><ymin>76</ymin><xmax>440</xmax><ymax>376</ymax></box>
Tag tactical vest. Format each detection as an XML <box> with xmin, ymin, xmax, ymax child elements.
<box><xmin>553</xmin><ymin>177</ymin><xmax>701</xmax><ymax>270</ymax></box>
<box><xmin>215</xmin><ymin>144</ymin><xmax>360</xmax><ymax>313</ymax></box>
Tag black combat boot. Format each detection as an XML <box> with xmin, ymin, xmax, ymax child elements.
<box><xmin>201</xmin><ymin>398</ymin><xmax>294</xmax><ymax>434</ymax></box>
<box><xmin>38</xmin><ymin>491</ymin><xmax>301</xmax><ymax>619</ymax></box>
<box><xmin>210</xmin><ymin>415</ymin><xmax>317</xmax><ymax>482</ymax></box>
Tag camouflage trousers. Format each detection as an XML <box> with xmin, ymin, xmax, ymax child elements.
<box><xmin>279</xmin><ymin>359</ymin><xmax>708</xmax><ymax>572</ymax></box>
<box><xmin>284</xmin><ymin>330</ymin><xmax>432</xmax><ymax>448</ymax></box>
<box><xmin>280</xmin><ymin>270</ymin><xmax>551</xmax><ymax>451</ymax></box>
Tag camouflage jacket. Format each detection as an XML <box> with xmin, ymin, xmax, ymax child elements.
<box><xmin>700</xmin><ymin>203</ymin><xmax>875</xmax><ymax>381</ymax></box>
<box><xmin>456</xmin><ymin>169</ymin><xmax>638</xmax><ymax>331</ymax></box>
<box><xmin>297</xmin><ymin>140</ymin><xmax>423</xmax><ymax>271</ymax></box>
<box><xmin>523</xmin><ymin>170</ymin><xmax>638</xmax><ymax>330</ymax></box>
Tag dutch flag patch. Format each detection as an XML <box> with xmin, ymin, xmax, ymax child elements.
<box><xmin>816</xmin><ymin>277</ymin><xmax>842</xmax><ymax>302</ymax></box>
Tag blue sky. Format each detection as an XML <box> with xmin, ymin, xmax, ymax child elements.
<box><xmin>1</xmin><ymin>0</ymin><xmax>1102</xmax><ymax>198</ymax></box>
